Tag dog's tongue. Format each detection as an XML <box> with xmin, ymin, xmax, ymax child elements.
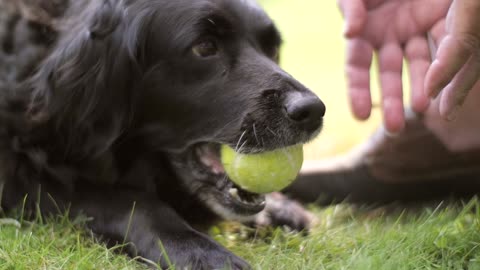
<box><xmin>196</xmin><ymin>144</ymin><xmax>225</xmax><ymax>175</ymax></box>
<box><xmin>220</xmin><ymin>144</ymin><xmax>304</xmax><ymax>194</ymax></box>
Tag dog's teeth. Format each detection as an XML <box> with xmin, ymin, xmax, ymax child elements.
<box><xmin>230</xmin><ymin>188</ymin><xmax>264</xmax><ymax>206</ymax></box>
<box><xmin>243</xmin><ymin>195</ymin><xmax>255</xmax><ymax>205</ymax></box>
<box><xmin>229</xmin><ymin>188</ymin><xmax>239</xmax><ymax>199</ymax></box>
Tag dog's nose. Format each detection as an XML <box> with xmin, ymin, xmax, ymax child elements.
<box><xmin>284</xmin><ymin>91</ymin><xmax>325</xmax><ymax>129</ymax></box>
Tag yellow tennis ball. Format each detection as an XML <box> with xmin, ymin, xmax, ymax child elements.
<box><xmin>220</xmin><ymin>144</ymin><xmax>304</xmax><ymax>194</ymax></box>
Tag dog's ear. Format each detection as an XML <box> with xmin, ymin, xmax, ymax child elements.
<box><xmin>27</xmin><ymin>0</ymin><xmax>139</xmax><ymax>126</ymax></box>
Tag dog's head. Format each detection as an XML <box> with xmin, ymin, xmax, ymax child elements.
<box><xmin>28</xmin><ymin>0</ymin><xmax>325</xmax><ymax>220</ymax></box>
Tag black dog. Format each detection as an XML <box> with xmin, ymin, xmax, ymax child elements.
<box><xmin>0</xmin><ymin>0</ymin><xmax>325</xmax><ymax>268</ymax></box>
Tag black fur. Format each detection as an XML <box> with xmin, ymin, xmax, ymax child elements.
<box><xmin>0</xmin><ymin>0</ymin><xmax>324</xmax><ymax>269</ymax></box>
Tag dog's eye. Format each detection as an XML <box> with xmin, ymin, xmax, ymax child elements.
<box><xmin>192</xmin><ymin>40</ymin><xmax>218</xmax><ymax>58</ymax></box>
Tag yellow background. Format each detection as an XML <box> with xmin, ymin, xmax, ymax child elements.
<box><xmin>260</xmin><ymin>0</ymin><xmax>388</xmax><ymax>160</ymax></box>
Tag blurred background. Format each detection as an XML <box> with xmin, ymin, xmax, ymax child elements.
<box><xmin>258</xmin><ymin>0</ymin><xmax>386</xmax><ymax>160</ymax></box>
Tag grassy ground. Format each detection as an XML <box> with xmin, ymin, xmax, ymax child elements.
<box><xmin>3</xmin><ymin>201</ymin><xmax>480</xmax><ymax>269</ymax></box>
<box><xmin>0</xmin><ymin>215</ymin><xmax>149</xmax><ymax>270</ymax></box>
<box><xmin>217</xmin><ymin>200</ymin><xmax>480</xmax><ymax>270</ymax></box>
<box><xmin>0</xmin><ymin>1</ymin><xmax>476</xmax><ymax>270</ymax></box>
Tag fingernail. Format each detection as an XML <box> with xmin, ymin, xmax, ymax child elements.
<box><xmin>343</xmin><ymin>23</ymin><xmax>350</xmax><ymax>37</ymax></box>
<box><xmin>343</xmin><ymin>22</ymin><xmax>355</xmax><ymax>38</ymax></box>
<box><xmin>382</xmin><ymin>123</ymin><xmax>402</xmax><ymax>138</ymax></box>
<box><xmin>384</xmin><ymin>129</ymin><xmax>400</xmax><ymax>138</ymax></box>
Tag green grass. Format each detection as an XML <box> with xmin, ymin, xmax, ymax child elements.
<box><xmin>3</xmin><ymin>201</ymin><xmax>480</xmax><ymax>269</ymax></box>
<box><xmin>215</xmin><ymin>200</ymin><xmax>480</xmax><ymax>270</ymax></box>
<box><xmin>0</xmin><ymin>215</ymin><xmax>149</xmax><ymax>269</ymax></box>
<box><xmin>0</xmin><ymin>1</ymin><xmax>476</xmax><ymax>270</ymax></box>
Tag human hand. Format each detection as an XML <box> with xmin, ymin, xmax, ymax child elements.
<box><xmin>424</xmin><ymin>0</ymin><xmax>480</xmax><ymax>121</ymax></box>
<box><xmin>338</xmin><ymin>0</ymin><xmax>450</xmax><ymax>133</ymax></box>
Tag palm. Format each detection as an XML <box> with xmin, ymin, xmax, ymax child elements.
<box><xmin>360</xmin><ymin>0</ymin><xmax>448</xmax><ymax>46</ymax></box>
<box><xmin>341</xmin><ymin>0</ymin><xmax>451</xmax><ymax>132</ymax></box>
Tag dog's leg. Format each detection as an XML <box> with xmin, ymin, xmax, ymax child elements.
<box><xmin>251</xmin><ymin>192</ymin><xmax>316</xmax><ymax>232</ymax></box>
<box><xmin>72</xmin><ymin>190</ymin><xmax>250</xmax><ymax>270</ymax></box>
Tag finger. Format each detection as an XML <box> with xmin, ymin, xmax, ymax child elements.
<box><xmin>337</xmin><ymin>0</ymin><xmax>367</xmax><ymax>38</ymax></box>
<box><xmin>445</xmin><ymin>0</ymin><xmax>455</xmax><ymax>33</ymax></box>
<box><xmin>439</xmin><ymin>53</ymin><xmax>480</xmax><ymax>120</ymax></box>
<box><xmin>424</xmin><ymin>36</ymin><xmax>472</xmax><ymax>98</ymax></box>
<box><xmin>405</xmin><ymin>36</ymin><xmax>431</xmax><ymax>113</ymax></box>
<box><xmin>409</xmin><ymin>0</ymin><xmax>451</xmax><ymax>33</ymax></box>
<box><xmin>345</xmin><ymin>38</ymin><xmax>374</xmax><ymax>120</ymax></box>
<box><xmin>378</xmin><ymin>43</ymin><xmax>405</xmax><ymax>133</ymax></box>
<box><xmin>429</xmin><ymin>19</ymin><xmax>447</xmax><ymax>45</ymax></box>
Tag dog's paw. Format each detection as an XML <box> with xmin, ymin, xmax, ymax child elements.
<box><xmin>253</xmin><ymin>192</ymin><xmax>317</xmax><ymax>232</ymax></box>
<box><xmin>162</xmin><ymin>231</ymin><xmax>250</xmax><ymax>270</ymax></box>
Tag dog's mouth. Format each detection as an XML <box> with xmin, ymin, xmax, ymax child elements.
<box><xmin>173</xmin><ymin>142</ymin><xmax>267</xmax><ymax>221</ymax></box>
<box><xmin>195</xmin><ymin>143</ymin><xmax>267</xmax><ymax>217</ymax></box>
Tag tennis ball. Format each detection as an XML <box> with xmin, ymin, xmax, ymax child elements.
<box><xmin>220</xmin><ymin>144</ymin><xmax>303</xmax><ymax>194</ymax></box>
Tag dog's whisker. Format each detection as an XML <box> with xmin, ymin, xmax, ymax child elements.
<box><xmin>234</xmin><ymin>130</ymin><xmax>247</xmax><ymax>152</ymax></box>
<box><xmin>252</xmin><ymin>123</ymin><xmax>260</xmax><ymax>146</ymax></box>
<box><xmin>266</xmin><ymin>127</ymin><xmax>278</xmax><ymax>137</ymax></box>
<box><xmin>213</xmin><ymin>116</ymin><xmax>243</xmax><ymax>139</ymax></box>
<box><xmin>217</xmin><ymin>117</ymin><xmax>242</xmax><ymax>133</ymax></box>
<box><xmin>236</xmin><ymin>139</ymin><xmax>248</xmax><ymax>154</ymax></box>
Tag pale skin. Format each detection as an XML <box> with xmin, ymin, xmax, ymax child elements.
<box><xmin>338</xmin><ymin>0</ymin><xmax>480</xmax><ymax>135</ymax></box>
